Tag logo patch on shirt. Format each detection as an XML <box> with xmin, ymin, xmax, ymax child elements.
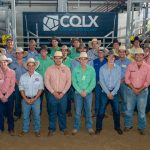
<box><xmin>35</xmin><ymin>78</ymin><xmax>39</xmax><ymax>81</ymax></box>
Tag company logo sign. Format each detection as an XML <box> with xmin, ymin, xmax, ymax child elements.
<box><xmin>43</xmin><ymin>15</ymin><xmax>99</xmax><ymax>31</ymax></box>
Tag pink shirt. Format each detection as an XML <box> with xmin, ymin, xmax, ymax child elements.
<box><xmin>125</xmin><ymin>61</ymin><xmax>150</xmax><ymax>89</ymax></box>
<box><xmin>144</xmin><ymin>55</ymin><xmax>150</xmax><ymax>65</ymax></box>
<box><xmin>44</xmin><ymin>64</ymin><xmax>71</xmax><ymax>94</ymax></box>
<box><xmin>0</xmin><ymin>68</ymin><xmax>16</xmax><ymax>99</ymax></box>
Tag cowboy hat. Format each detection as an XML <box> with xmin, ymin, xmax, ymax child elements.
<box><xmin>134</xmin><ymin>48</ymin><xmax>144</xmax><ymax>55</ymax></box>
<box><xmin>88</xmin><ymin>38</ymin><xmax>101</xmax><ymax>48</ymax></box>
<box><xmin>54</xmin><ymin>51</ymin><xmax>63</xmax><ymax>57</ymax></box>
<box><xmin>24</xmin><ymin>58</ymin><xmax>40</xmax><ymax>70</ymax></box>
<box><xmin>60</xmin><ymin>45</ymin><xmax>71</xmax><ymax>53</ymax></box>
<box><xmin>0</xmin><ymin>55</ymin><xmax>12</xmax><ymax>64</ymax></box>
<box><xmin>0</xmin><ymin>48</ymin><xmax>6</xmax><ymax>55</ymax></box>
<box><xmin>13</xmin><ymin>47</ymin><xmax>28</xmax><ymax>57</ymax></box>
<box><xmin>98</xmin><ymin>47</ymin><xmax>109</xmax><ymax>56</ymax></box>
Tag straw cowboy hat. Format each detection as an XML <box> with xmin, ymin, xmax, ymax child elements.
<box><xmin>134</xmin><ymin>48</ymin><xmax>144</xmax><ymax>55</ymax></box>
<box><xmin>60</xmin><ymin>45</ymin><xmax>71</xmax><ymax>53</ymax></box>
<box><xmin>24</xmin><ymin>58</ymin><xmax>40</xmax><ymax>70</ymax></box>
<box><xmin>54</xmin><ymin>51</ymin><xmax>63</xmax><ymax>58</ymax></box>
<box><xmin>88</xmin><ymin>38</ymin><xmax>101</xmax><ymax>48</ymax></box>
<box><xmin>0</xmin><ymin>55</ymin><xmax>12</xmax><ymax>64</ymax></box>
<box><xmin>0</xmin><ymin>48</ymin><xmax>6</xmax><ymax>55</ymax></box>
<box><xmin>13</xmin><ymin>47</ymin><xmax>28</xmax><ymax>57</ymax></box>
<box><xmin>76</xmin><ymin>52</ymin><xmax>91</xmax><ymax>61</ymax></box>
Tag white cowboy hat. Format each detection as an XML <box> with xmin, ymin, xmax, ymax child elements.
<box><xmin>13</xmin><ymin>47</ymin><xmax>28</xmax><ymax>57</ymax></box>
<box><xmin>88</xmin><ymin>38</ymin><xmax>101</xmax><ymax>48</ymax></box>
<box><xmin>24</xmin><ymin>58</ymin><xmax>40</xmax><ymax>70</ymax></box>
<box><xmin>0</xmin><ymin>48</ymin><xmax>6</xmax><ymax>55</ymax></box>
<box><xmin>76</xmin><ymin>52</ymin><xmax>91</xmax><ymax>61</ymax></box>
<box><xmin>0</xmin><ymin>55</ymin><xmax>12</xmax><ymax>64</ymax></box>
<box><xmin>134</xmin><ymin>48</ymin><xmax>144</xmax><ymax>55</ymax></box>
<box><xmin>119</xmin><ymin>45</ymin><xmax>127</xmax><ymax>51</ymax></box>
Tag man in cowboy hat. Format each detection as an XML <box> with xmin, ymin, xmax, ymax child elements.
<box><xmin>95</xmin><ymin>50</ymin><xmax>123</xmax><ymax>135</ymax></box>
<box><xmin>115</xmin><ymin>45</ymin><xmax>131</xmax><ymax>114</ymax></box>
<box><xmin>49</xmin><ymin>37</ymin><xmax>61</xmax><ymax>57</ymax></box>
<box><xmin>11</xmin><ymin>47</ymin><xmax>28</xmax><ymax>121</ymax></box>
<box><xmin>19</xmin><ymin>58</ymin><xmax>44</xmax><ymax>137</ymax></box>
<box><xmin>45</xmin><ymin>51</ymin><xmax>71</xmax><ymax>136</ymax></box>
<box><xmin>69</xmin><ymin>38</ymin><xmax>82</xmax><ymax>59</ymax></box>
<box><xmin>124</xmin><ymin>48</ymin><xmax>150</xmax><ymax>135</ymax></box>
<box><xmin>0</xmin><ymin>55</ymin><xmax>16</xmax><ymax>136</ymax></box>
<box><xmin>26</xmin><ymin>39</ymin><xmax>40</xmax><ymax>60</ymax></box>
<box><xmin>61</xmin><ymin>45</ymin><xmax>73</xmax><ymax>117</ymax></box>
<box><xmin>37</xmin><ymin>45</ymin><xmax>54</xmax><ymax>114</ymax></box>
<box><xmin>87</xmin><ymin>38</ymin><xmax>101</xmax><ymax>60</ymax></box>
<box><xmin>72</xmin><ymin>52</ymin><xmax>96</xmax><ymax>135</ymax></box>
<box><xmin>5</xmin><ymin>38</ymin><xmax>16</xmax><ymax>68</ymax></box>
<box><xmin>93</xmin><ymin>47</ymin><xmax>108</xmax><ymax>116</ymax></box>
<box><xmin>112</xmin><ymin>39</ymin><xmax>121</xmax><ymax>58</ymax></box>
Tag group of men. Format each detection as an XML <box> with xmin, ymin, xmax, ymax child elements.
<box><xmin>0</xmin><ymin>36</ymin><xmax>150</xmax><ymax>137</ymax></box>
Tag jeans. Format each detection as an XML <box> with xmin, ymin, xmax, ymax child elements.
<box><xmin>73</xmin><ymin>92</ymin><xmax>93</xmax><ymax>130</ymax></box>
<box><xmin>96</xmin><ymin>92</ymin><xmax>120</xmax><ymax>130</ymax></box>
<box><xmin>47</xmin><ymin>92</ymin><xmax>67</xmax><ymax>131</ymax></box>
<box><xmin>14</xmin><ymin>85</ymin><xmax>22</xmax><ymax>117</ymax></box>
<box><xmin>146</xmin><ymin>86</ymin><xmax>150</xmax><ymax>113</ymax></box>
<box><xmin>95</xmin><ymin>83</ymin><xmax>103</xmax><ymax>115</ymax></box>
<box><xmin>124</xmin><ymin>87</ymin><xmax>148</xmax><ymax>129</ymax></box>
<box><xmin>0</xmin><ymin>93</ymin><xmax>15</xmax><ymax>131</ymax></box>
<box><xmin>66</xmin><ymin>86</ymin><xmax>74</xmax><ymax>113</ymax></box>
<box><xmin>118</xmin><ymin>83</ymin><xmax>127</xmax><ymax>113</ymax></box>
<box><xmin>22</xmin><ymin>98</ymin><xmax>41</xmax><ymax>132</ymax></box>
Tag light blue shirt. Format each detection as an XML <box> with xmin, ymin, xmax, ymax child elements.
<box><xmin>11</xmin><ymin>59</ymin><xmax>27</xmax><ymax>81</ymax></box>
<box><xmin>115</xmin><ymin>58</ymin><xmax>131</xmax><ymax>80</ymax></box>
<box><xmin>19</xmin><ymin>71</ymin><xmax>44</xmax><ymax>97</ymax></box>
<box><xmin>26</xmin><ymin>50</ymin><xmax>40</xmax><ymax>61</ymax></box>
<box><xmin>87</xmin><ymin>49</ymin><xmax>98</xmax><ymax>60</ymax></box>
<box><xmin>99</xmin><ymin>63</ymin><xmax>121</xmax><ymax>96</ymax></box>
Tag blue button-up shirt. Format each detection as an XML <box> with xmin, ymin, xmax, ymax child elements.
<box><xmin>26</xmin><ymin>50</ymin><xmax>40</xmax><ymax>60</ymax></box>
<box><xmin>99</xmin><ymin>63</ymin><xmax>121</xmax><ymax>96</ymax></box>
<box><xmin>19</xmin><ymin>71</ymin><xmax>44</xmax><ymax>97</ymax></box>
<box><xmin>115</xmin><ymin>58</ymin><xmax>131</xmax><ymax>80</ymax></box>
<box><xmin>11</xmin><ymin>59</ymin><xmax>27</xmax><ymax>81</ymax></box>
<box><xmin>93</xmin><ymin>58</ymin><xmax>107</xmax><ymax>82</ymax></box>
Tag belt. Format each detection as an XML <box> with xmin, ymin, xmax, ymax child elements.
<box><xmin>26</xmin><ymin>96</ymin><xmax>36</xmax><ymax>99</ymax></box>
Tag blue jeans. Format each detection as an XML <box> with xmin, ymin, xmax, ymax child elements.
<box><xmin>146</xmin><ymin>86</ymin><xmax>150</xmax><ymax>113</ymax></box>
<box><xmin>47</xmin><ymin>92</ymin><xmax>67</xmax><ymax>131</ymax></box>
<box><xmin>95</xmin><ymin>84</ymin><xmax>103</xmax><ymax>114</ymax></box>
<box><xmin>96</xmin><ymin>92</ymin><xmax>120</xmax><ymax>130</ymax></box>
<box><xmin>22</xmin><ymin>98</ymin><xmax>41</xmax><ymax>132</ymax></box>
<box><xmin>14</xmin><ymin>85</ymin><xmax>22</xmax><ymax>117</ymax></box>
<box><xmin>0</xmin><ymin>93</ymin><xmax>14</xmax><ymax>131</ymax></box>
<box><xmin>124</xmin><ymin>87</ymin><xmax>148</xmax><ymax>129</ymax></box>
<box><xmin>118</xmin><ymin>83</ymin><xmax>127</xmax><ymax>113</ymax></box>
<box><xmin>66</xmin><ymin>86</ymin><xmax>74</xmax><ymax>113</ymax></box>
<box><xmin>73</xmin><ymin>92</ymin><xmax>93</xmax><ymax>130</ymax></box>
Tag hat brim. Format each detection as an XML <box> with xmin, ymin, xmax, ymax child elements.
<box><xmin>23</xmin><ymin>61</ymin><xmax>40</xmax><ymax>70</ymax></box>
<box><xmin>0</xmin><ymin>58</ymin><xmax>12</xmax><ymax>64</ymax></box>
<box><xmin>88</xmin><ymin>40</ymin><xmax>101</xmax><ymax>48</ymax></box>
<box><xmin>13</xmin><ymin>51</ymin><xmax>28</xmax><ymax>58</ymax></box>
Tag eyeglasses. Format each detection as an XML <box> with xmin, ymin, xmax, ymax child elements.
<box><xmin>79</xmin><ymin>58</ymin><xmax>88</xmax><ymax>60</ymax></box>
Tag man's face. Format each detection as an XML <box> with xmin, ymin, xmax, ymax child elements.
<box><xmin>54</xmin><ymin>56</ymin><xmax>63</xmax><ymax>66</ymax></box>
<box><xmin>0</xmin><ymin>60</ymin><xmax>8</xmax><ymax>69</ymax></box>
<box><xmin>73</xmin><ymin>40</ymin><xmax>80</xmax><ymax>48</ymax></box>
<box><xmin>29</xmin><ymin>43</ymin><xmax>36</xmax><ymax>51</ymax></box>
<box><xmin>135</xmin><ymin>53</ymin><xmax>144</xmax><ymax>62</ymax></box>
<box><xmin>51</xmin><ymin>40</ymin><xmax>58</xmax><ymax>47</ymax></box>
<box><xmin>143</xmin><ymin>47</ymin><xmax>149</xmax><ymax>57</ymax></box>
<box><xmin>113</xmin><ymin>43</ymin><xmax>119</xmax><ymax>50</ymax></box>
<box><xmin>118</xmin><ymin>50</ymin><xmax>126</xmax><ymax>59</ymax></box>
<box><xmin>107</xmin><ymin>54</ymin><xmax>115</xmax><ymax>64</ymax></box>
<box><xmin>40</xmin><ymin>49</ymin><xmax>48</xmax><ymax>57</ymax></box>
<box><xmin>79</xmin><ymin>57</ymin><xmax>88</xmax><ymax>66</ymax></box>
<box><xmin>61</xmin><ymin>49</ymin><xmax>68</xmax><ymax>58</ymax></box>
<box><xmin>6</xmin><ymin>40</ymin><xmax>14</xmax><ymax>49</ymax></box>
<box><xmin>92</xmin><ymin>41</ymin><xmax>99</xmax><ymax>49</ymax></box>
<box><xmin>98</xmin><ymin>50</ymin><xmax>104</xmax><ymax>59</ymax></box>
<box><xmin>27</xmin><ymin>62</ymin><xmax>36</xmax><ymax>73</ymax></box>
<box><xmin>16</xmin><ymin>52</ymin><xmax>24</xmax><ymax>59</ymax></box>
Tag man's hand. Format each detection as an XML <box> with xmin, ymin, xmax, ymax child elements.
<box><xmin>107</xmin><ymin>92</ymin><xmax>113</xmax><ymax>100</ymax></box>
<box><xmin>80</xmin><ymin>91</ymin><xmax>87</xmax><ymax>97</ymax></box>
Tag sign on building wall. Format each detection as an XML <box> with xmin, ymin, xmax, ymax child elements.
<box><xmin>23</xmin><ymin>12</ymin><xmax>118</xmax><ymax>37</ymax></box>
